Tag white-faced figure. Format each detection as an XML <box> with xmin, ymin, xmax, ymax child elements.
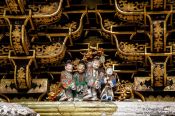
<box><xmin>101</xmin><ymin>67</ymin><xmax>116</xmax><ymax>101</ymax></box>
<box><xmin>65</xmin><ymin>62</ymin><xmax>73</xmax><ymax>73</ymax></box>
<box><xmin>84</xmin><ymin>58</ymin><xmax>103</xmax><ymax>100</ymax></box>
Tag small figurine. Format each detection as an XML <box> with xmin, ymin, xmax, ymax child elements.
<box><xmin>73</xmin><ymin>62</ymin><xmax>88</xmax><ymax>101</ymax></box>
<box><xmin>59</xmin><ymin>61</ymin><xmax>76</xmax><ymax>101</ymax></box>
<box><xmin>84</xmin><ymin>58</ymin><xmax>104</xmax><ymax>100</ymax></box>
<box><xmin>100</xmin><ymin>67</ymin><xmax>116</xmax><ymax>101</ymax></box>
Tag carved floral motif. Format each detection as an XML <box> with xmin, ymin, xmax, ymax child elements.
<box><xmin>153</xmin><ymin>64</ymin><xmax>164</xmax><ymax>87</ymax></box>
<box><xmin>11</xmin><ymin>25</ymin><xmax>23</xmax><ymax>54</ymax></box>
<box><xmin>118</xmin><ymin>0</ymin><xmax>147</xmax><ymax>12</ymax></box>
<box><xmin>17</xmin><ymin>67</ymin><xmax>27</xmax><ymax>89</ymax></box>
<box><xmin>153</xmin><ymin>21</ymin><xmax>164</xmax><ymax>52</ymax></box>
<box><xmin>34</xmin><ymin>43</ymin><xmax>61</xmax><ymax>56</ymax></box>
<box><xmin>116</xmin><ymin>12</ymin><xmax>143</xmax><ymax>22</ymax></box>
<box><xmin>34</xmin><ymin>10</ymin><xmax>62</xmax><ymax>25</ymax></box>
<box><xmin>104</xmin><ymin>19</ymin><xmax>116</xmax><ymax>30</ymax></box>
<box><xmin>6</xmin><ymin>0</ymin><xmax>18</xmax><ymax>13</ymax></box>
<box><xmin>38</xmin><ymin>3</ymin><xmax>57</xmax><ymax>14</ymax></box>
<box><xmin>153</xmin><ymin>0</ymin><xmax>164</xmax><ymax>8</ymax></box>
<box><xmin>118</xmin><ymin>42</ymin><xmax>144</xmax><ymax>61</ymax></box>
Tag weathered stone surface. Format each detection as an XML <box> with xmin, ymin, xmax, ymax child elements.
<box><xmin>113</xmin><ymin>102</ymin><xmax>175</xmax><ymax>116</ymax></box>
<box><xmin>0</xmin><ymin>102</ymin><xmax>39</xmax><ymax>116</ymax></box>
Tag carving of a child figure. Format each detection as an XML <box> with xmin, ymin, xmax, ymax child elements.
<box><xmin>73</xmin><ymin>62</ymin><xmax>88</xmax><ymax>101</ymax></box>
<box><xmin>59</xmin><ymin>61</ymin><xmax>76</xmax><ymax>101</ymax></box>
<box><xmin>100</xmin><ymin>67</ymin><xmax>116</xmax><ymax>101</ymax></box>
<box><xmin>84</xmin><ymin>58</ymin><xmax>104</xmax><ymax>100</ymax></box>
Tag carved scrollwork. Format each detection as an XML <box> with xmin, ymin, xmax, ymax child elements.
<box><xmin>34</xmin><ymin>3</ymin><xmax>58</xmax><ymax>15</ymax></box>
<box><xmin>33</xmin><ymin>0</ymin><xmax>63</xmax><ymax>25</ymax></box>
<box><xmin>115</xmin><ymin>80</ymin><xmax>134</xmax><ymax>101</ymax></box>
<box><xmin>118</xmin><ymin>42</ymin><xmax>145</xmax><ymax>61</ymax></box>
<box><xmin>0</xmin><ymin>45</ymin><xmax>11</xmax><ymax>55</ymax></box>
<box><xmin>33</xmin><ymin>10</ymin><xmax>62</xmax><ymax>25</ymax></box>
<box><xmin>63</xmin><ymin>21</ymin><xmax>77</xmax><ymax>31</ymax></box>
<box><xmin>34</xmin><ymin>42</ymin><xmax>66</xmax><ymax>64</ymax></box>
<box><xmin>117</xmin><ymin>0</ymin><xmax>146</xmax><ymax>12</ymax></box>
<box><xmin>104</xmin><ymin>19</ymin><xmax>117</xmax><ymax>30</ymax></box>
<box><xmin>115</xmin><ymin>0</ymin><xmax>147</xmax><ymax>22</ymax></box>
<box><xmin>119</xmin><ymin>42</ymin><xmax>144</xmax><ymax>53</ymax></box>
<box><xmin>69</xmin><ymin>13</ymin><xmax>86</xmax><ymax>40</ymax></box>
<box><xmin>116</xmin><ymin>11</ymin><xmax>143</xmax><ymax>22</ymax></box>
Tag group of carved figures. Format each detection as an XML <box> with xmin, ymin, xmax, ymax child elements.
<box><xmin>58</xmin><ymin>58</ymin><xmax>117</xmax><ymax>101</ymax></box>
<box><xmin>47</xmin><ymin>48</ymin><xmax>134</xmax><ymax>101</ymax></box>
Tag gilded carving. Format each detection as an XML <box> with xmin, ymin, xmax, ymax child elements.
<box><xmin>11</xmin><ymin>25</ymin><xmax>23</xmax><ymax>54</ymax></box>
<box><xmin>35</xmin><ymin>3</ymin><xmax>57</xmax><ymax>14</ymax></box>
<box><xmin>118</xmin><ymin>0</ymin><xmax>146</xmax><ymax>12</ymax></box>
<box><xmin>153</xmin><ymin>64</ymin><xmax>164</xmax><ymax>87</ymax></box>
<box><xmin>153</xmin><ymin>21</ymin><xmax>164</xmax><ymax>52</ymax></box>
<box><xmin>104</xmin><ymin>19</ymin><xmax>117</xmax><ymax>30</ymax></box>
<box><xmin>0</xmin><ymin>0</ymin><xmax>175</xmax><ymax>103</ymax></box>
<box><xmin>164</xmin><ymin>77</ymin><xmax>175</xmax><ymax>91</ymax></box>
<box><xmin>118</xmin><ymin>42</ymin><xmax>144</xmax><ymax>61</ymax></box>
<box><xmin>34</xmin><ymin>10</ymin><xmax>62</xmax><ymax>25</ymax></box>
<box><xmin>17</xmin><ymin>67</ymin><xmax>27</xmax><ymax>89</ymax></box>
<box><xmin>115</xmin><ymin>80</ymin><xmax>134</xmax><ymax>101</ymax></box>
<box><xmin>0</xmin><ymin>45</ymin><xmax>11</xmax><ymax>55</ymax></box>
<box><xmin>6</xmin><ymin>0</ymin><xmax>18</xmax><ymax>13</ymax></box>
<box><xmin>134</xmin><ymin>77</ymin><xmax>153</xmax><ymax>91</ymax></box>
<box><xmin>116</xmin><ymin>11</ymin><xmax>143</xmax><ymax>22</ymax></box>
<box><xmin>47</xmin><ymin>83</ymin><xmax>63</xmax><ymax>101</ymax></box>
<box><xmin>33</xmin><ymin>42</ymin><xmax>65</xmax><ymax>64</ymax></box>
<box><xmin>63</xmin><ymin>21</ymin><xmax>77</xmax><ymax>31</ymax></box>
<box><xmin>0</xmin><ymin>79</ymin><xmax>17</xmax><ymax>93</ymax></box>
<box><xmin>153</xmin><ymin>0</ymin><xmax>164</xmax><ymax>8</ymax></box>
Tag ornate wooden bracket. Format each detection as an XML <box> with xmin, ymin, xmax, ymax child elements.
<box><xmin>10</xmin><ymin>24</ymin><xmax>30</xmax><ymax>55</ymax></box>
<box><xmin>8</xmin><ymin>50</ymin><xmax>35</xmax><ymax>89</ymax></box>
<box><xmin>148</xmin><ymin>56</ymin><xmax>169</xmax><ymax>88</ymax></box>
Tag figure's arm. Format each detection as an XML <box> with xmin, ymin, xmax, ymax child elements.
<box><xmin>61</xmin><ymin>72</ymin><xmax>74</xmax><ymax>89</ymax></box>
<box><xmin>109</xmin><ymin>78</ymin><xmax>116</xmax><ymax>88</ymax></box>
<box><xmin>60</xmin><ymin>72</ymin><xmax>68</xmax><ymax>89</ymax></box>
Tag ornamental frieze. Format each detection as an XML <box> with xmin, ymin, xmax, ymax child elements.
<box><xmin>0</xmin><ymin>0</ymin><xmax>175</xmax><ymax>104</ymax></box>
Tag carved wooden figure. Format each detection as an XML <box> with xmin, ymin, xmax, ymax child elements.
<box><xmin>59</xmin><ymin>61</ymin><xmax>76</xmax><ymax>101</ymax></box>
<box><xmin>84</xmin><ymin>58</ymin><xmax>104</xmax><ymax>100</ymax></box>
<box><xmin>73</xmin><ymin>62</ymin><xmax>88</xmax><ymax>101</ymax></box>
<box><xmin>101</xmin><ymin>67</ymin><xmax>116</xmax><ymax>101</ymax></box>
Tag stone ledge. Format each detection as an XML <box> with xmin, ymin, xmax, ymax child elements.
<box><xmin>113</xmin><ymin>102</ymin><xmax>175</xmax><ymax>116</ymax></box>
<box><xmin>19</xmin><ymin>102</ymin><xmax>117</xmax><ymax>116</ymax></box>
<box><xmin>18</xmin><ymin>101</ymin><xmax>175</xmax><ymax>116</ymax></box>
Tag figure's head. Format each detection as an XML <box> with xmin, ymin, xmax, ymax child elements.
<box><xmin>87</xmin><ymin>62</ymin><xmax>92</xmax><ymax>69</ymax></box>
<box><xmin>106</xmin><ymin>67</ymin><xmax>113</xmax><ymax>76</ymax></box>
<box><xmin>65</xmin><ymin>61</ymin><xmax>73</xmax><ymax>72</ymax></box>
<box><xmin>77</xmin><ymin>63</ymin><xmax>86</xmax><ymax>73</ymax></box>
<box><xmin>92</xmin><ymin>58</ymin><xmax>101</xmax><ymax>69</ymax></box>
